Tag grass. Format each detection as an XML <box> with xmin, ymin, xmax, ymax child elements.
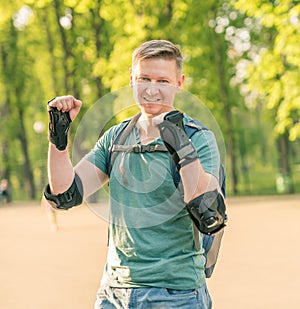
<box><xmin>226</xmin><ymin>164</ymin><xmax>300</xmax><ymax>197</ymax></box>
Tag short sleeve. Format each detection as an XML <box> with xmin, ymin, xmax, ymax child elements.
<box><xmin>84</xmin><ymin>127</ymin><xmax>115</xmax><ymax>175</ymax></box>
<box><xmin>191</xmin><ymin>129</ymin><xmax>220</xmax><ymax>180</ymax></box>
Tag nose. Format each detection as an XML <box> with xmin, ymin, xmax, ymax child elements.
<box><xmin>145</xmin><ymin>81</ymin><xmax>159</xmax><ymax>95</ymax></box>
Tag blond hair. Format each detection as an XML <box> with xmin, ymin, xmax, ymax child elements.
<box><xmin>132</xmin><ymin>40</ymin><xmax>183</xmax><ymax>72</ymax></box>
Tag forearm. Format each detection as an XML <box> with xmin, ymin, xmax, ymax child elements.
<box><xmin>156</xmin><ymin>110</ymin><xmax>219</xmax><ymax>201</ymax></box>
<box><xmin>157</xmin><ymin>110</ymin><xmax>227</xmax><ymax>234</ymax></box>
<box><xmin>180</xmin><ymin>159</ymin><xmax>218</xmax><ymax>203</ymax></box>
<box><xmin>47</xmin><ymin>143</ymin><xmax>75</xmax><ymax>195</ymax></box>
<box><xmin>46</xmin><ymin>95</ymin><xmax>82</xmax><ymax>194</ymax></box>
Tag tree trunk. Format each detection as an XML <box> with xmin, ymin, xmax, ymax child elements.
<box><xmin>53</xmin><ymin>0</ymin><xmax>73</xmax><ymax>93</ymax></box>
<box><xmin>212</xmin><ymin>32</ymin><xmax>238</xmax><ymax>194</ymax></box>
<box><xmin>277</xmin><ymin>132</ymin><xmax>294</xmax><ymax>193</ymax></box>
<box><xmin>90</xmin><ymin>2</ymin><xmax>104</xmax><ymax>98</ymax></box>
<box><xmin>17</xmin><ymin>108</ymin><xmax>36</xmax><ymax>199</ymax></box>
<box><xmin>40</xmin><ymin>12</ymin><xmax>60</xmax><ymax>95</ymax></box>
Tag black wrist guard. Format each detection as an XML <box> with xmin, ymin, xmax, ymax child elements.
<box><xmin>44</xmin><ymin>174</ymin><xmax>83</xmax><ymax>210</ymax></box>
<box><xmin>48</xmin><ymin>104</ymin><xmax>72</xmax><ymax>151</ymax></box>
<box><xmin>158</xmin><ymin>110</ymin><xmax>198</xmax><ymax>170</ymax></box>
<box><xmin>186</xmin><ymin>189</ymin><xmax>227</xmax><ymax>235</ymax></box>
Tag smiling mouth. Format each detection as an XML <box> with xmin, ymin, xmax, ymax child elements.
<box><xmin>142</xmin><ymin>97</ymin><xmax>161</xmax><ymax>103</ymax></box>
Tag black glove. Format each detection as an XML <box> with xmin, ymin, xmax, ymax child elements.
<box><xmin>158</xmin><ymin>110</ymin><xmax>198</xmax><ymax>170</ymax></box>
<box><xmin>48</xmin><ymin>104</ymin><xmax>72</xmax><ymax>151</ymax></box>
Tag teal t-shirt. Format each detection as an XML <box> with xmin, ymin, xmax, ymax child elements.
<box><xmin>85</xmin><ymin>114</ymin><xmax>220</xmax><ymax>289</ymax></box>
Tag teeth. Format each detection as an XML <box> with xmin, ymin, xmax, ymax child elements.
<box><xmin>143</xmin><ymin>97</ymin><xmax>160</xmax><ymax>102</ymax></box>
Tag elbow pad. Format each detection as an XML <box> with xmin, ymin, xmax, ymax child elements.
<box><xmin>44</xmin><ymin>174</ymin><xmax>83</xmax><ymax>210</ymax></box>
<box><xmin>186</xmin><ymin>189</ymin><xmax>227</xmax><ymax>235</ymax></box>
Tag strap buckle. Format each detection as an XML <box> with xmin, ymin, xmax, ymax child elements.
<box><xmin>132</xmin><ymin>144</ymin><xmax>142</xmax><ymax>153</ymax></box>
<box><xmin>132</xmin><ymin>144</ymin><xmax>156</xmax><ymax>153</ymax></box>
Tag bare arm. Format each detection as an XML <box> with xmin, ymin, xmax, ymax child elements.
<box><xmin>47</xmin><ymin>132</ymin><xmax>108</xmax><ymax>197</ymax></box>
<box><xmin>74</xmin><ymin>158</ymin><xmax>108</xmax><ymax>198</ymax></box>
<box><xmin>153</xmin><ymin>110</ymin><xmax>219</xmax><ymax>201</ymax></box>
<box><xmin>47</xmin><ymin>96</ymin><xmax>108</xmax><ymax>198</ymax></box>
<box><xmin>179</xmin><ymin>160</ymin><xmax>219</xmax><ymax>203</ymax></box>
<box><xmin>156</xmin><ymin>110</ymin><xmax>226</xmax><ymax>234</ymax></box>
<box><xmin>47</xmin><ymin>95</ymin><xmax>82</xmax><ymax>194</ymax></box>
<box><xmin>47</xmin><ymin>146</ymin><xmax>110</xmax><ymax>197</ymax></box>
<box><xmin>48</xmin><ymin>145</ymin><xmax>75</xmax><ymax>194</ymax></box>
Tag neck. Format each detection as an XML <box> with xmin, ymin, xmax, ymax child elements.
<box><xmin>137</xmin><ymin>113</ymin><xmax>160</xmax><ymax>144</ymax></box>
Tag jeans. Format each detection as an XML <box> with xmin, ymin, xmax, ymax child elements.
<box><xmin>94</xmin><ymin>284</ymin><xmax>212</xmax><ymax>309</ymax></box>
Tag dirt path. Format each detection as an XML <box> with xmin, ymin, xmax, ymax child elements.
<box><xmin>0</xmin><ymin>195</ymin><xmax>299</xmax><ymax>309</ymax></box>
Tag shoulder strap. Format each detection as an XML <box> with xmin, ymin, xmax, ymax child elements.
<box><xmin>106</xmin><ymin>115</ymin><xmax>226</xmax><ymax>196</ymax></box>
<box><xmin>107</xmin><ymin>113</ymin><xmax>141</xmax><ymax>176</ymax></box>
<box><xmin>219</xmin><ymin>164</ymin><xmax>226</xmax><ymax>197</ymax></box>
<box><xmin>185</xmin><ymin>119</ymin><xmax>208</xmax><ymax>132</ymax></box>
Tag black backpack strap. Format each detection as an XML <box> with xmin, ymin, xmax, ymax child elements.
<box><xmin>107</xmin><ymin>113</ymin><xmax>141</xmax><ymax>176</ymax></box>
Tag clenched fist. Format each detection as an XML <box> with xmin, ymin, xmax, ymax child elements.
<box><xmin>48</xmin><ymin>95</ymin><xmax>82</xmax><ymax>122</ymax></box>
<box><xmin>47</xmin><ymin>95</ymin><xmax>82</xmax><ymax>151</ymax></box>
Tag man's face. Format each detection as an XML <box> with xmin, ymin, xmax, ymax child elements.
<box><xmin>130</xmin><ymin>58</ymin><xmax>184</xmax><ymax>118</ymax></box>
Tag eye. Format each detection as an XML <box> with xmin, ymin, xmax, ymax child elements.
<box><xmin>137</xmin><ymin>77</ymin><xmax>151</xmax><ymax>82</ymax></box>
<box><xmin>158</xmin><ymin>79</ymin><xmax>169</xmax><ymax>84</ymax></box>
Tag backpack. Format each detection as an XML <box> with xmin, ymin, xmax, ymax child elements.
<box><xmin>105</xmin><ymin>112</ymin><xmax>226</xmax><ymax>278</ymax></box>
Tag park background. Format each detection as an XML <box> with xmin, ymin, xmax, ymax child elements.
<box><xmin>0</xmin><ymin>0</ymin><xmax>299</xmax><ymax>200</ymax></box>
<box><xmin>1</xmin><ymin>1</ymin><xmax>300</xmax><ymax>309</ymax></box>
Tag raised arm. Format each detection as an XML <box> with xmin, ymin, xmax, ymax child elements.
<box><xmin>157</xmin><ymin>110</ymin><xmax>227</xmax><ymax>235</ymax></box>
<box><xmin>47</xmin><ymin>95</ymin><xmax>82</xmax><ymax>194</ymax></box>
<box><xmin>44</xmin><ymin>96</ymin><xmax>108</xmax><ymax>210</ymax></box>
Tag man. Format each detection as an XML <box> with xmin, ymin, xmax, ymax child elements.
<box><xmin>0</xmin><ymin>179</ymin><xmax>10</xmax><ymax>203</ymax></box>
<box><xmin>44</xmin><ymin>40</ymin><xmax>226</xmax><ymax>308</ymax></box>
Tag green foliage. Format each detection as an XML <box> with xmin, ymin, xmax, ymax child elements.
<box><xmin>0</xmin><ymin>0</ymin><xmax>299</xmax><ymax>199</ymax></box>
<box><xmin>231</xmin><ymin>0</ymin><xmax>300</xmax><ymax>141</ymax></box>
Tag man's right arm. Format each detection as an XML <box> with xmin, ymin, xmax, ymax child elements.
<box><xmin>45</xmin><ymin>96</ymin><xmax>108</xmax><ymax>209</ymax></box>
<box><xmin>46</xmin><ymin>95</ymin><xmax>82</xmax><ymax>195</ymax></box>
<box><xmin>48</xmin><ymin>144</ymin><xmax>75</xmax><ymax>195</ymax></box>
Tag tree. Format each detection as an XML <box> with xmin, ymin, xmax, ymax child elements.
<box><xmin>231</xmin><ymin>0</ymin><xmax>300</xmax><ymax>192</ymax></box>
<box><xmin>0</xmin><ymin>3</ymin><xmax>40</xmax><ymax>198</ymax></box>
<box><xmin>1</xmin><ymin>0</ymin><xmax>297</xmax><ymax>199</ymax></box>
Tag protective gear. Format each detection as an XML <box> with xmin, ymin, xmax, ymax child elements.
<box><xmin>48</xmin><ymin>104</ymin><xmax>72</xmax><ymax>151</ymax></box>
<box><xmin>186</xmin><ymin>189</ymin><xmax>227</xmax><ymax>235</ymax></box>
<box><xmin>158</xmin><ymin>110</ymin><xmax>198</xmax><ymax>170</ymax></box>
<box><xmin>44</xmin><ymin>173</ymin><xmax>83</xmax><ymax>210</ymax></box>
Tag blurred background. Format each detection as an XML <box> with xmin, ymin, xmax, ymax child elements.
<box><xmin>0</xmin><ymin>0</ymin><xmax>299</xmax><ymax>201</ymax></box>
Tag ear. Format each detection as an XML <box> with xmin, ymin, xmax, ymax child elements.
<box><xmin>176</xmin><ymin>74</ymin><xmax>185</xmax><ymax>92</ymax></box>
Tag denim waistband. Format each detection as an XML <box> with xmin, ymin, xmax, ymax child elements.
<box><xmin>94</xmin><ymin>284</ymin><xmax>212</xmax><ymax>309</ymax></box>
